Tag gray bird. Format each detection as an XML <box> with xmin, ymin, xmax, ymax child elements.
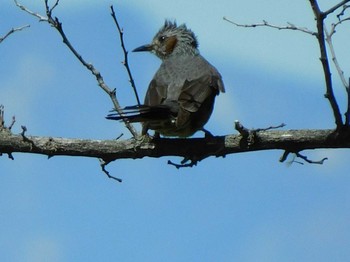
<box><xmin>107</xmin><ymin>20</ymin><xmax>225</xmax><ymax>137</ymax></box>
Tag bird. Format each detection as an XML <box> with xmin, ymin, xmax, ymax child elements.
<box><xmin>107</xmin><ymin>20</ymin><xmax>225</xmax><ymax>137</ymax></box>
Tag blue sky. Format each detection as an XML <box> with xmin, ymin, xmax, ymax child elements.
<box><xmin>1</xmin><ymin>0</ymin><xmax>350</xmax><ymax>261</ymax></box>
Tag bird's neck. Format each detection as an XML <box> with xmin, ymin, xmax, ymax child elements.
<box><xmin>163</xmin><ymin>48</ymin><xmax>199</xmax><ymax>60</ymax></box>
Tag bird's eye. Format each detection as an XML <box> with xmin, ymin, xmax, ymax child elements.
<box><xmin>159</xmin><ymin>36</ymin><xmax>166</xmax><ymax>42</ymax></box>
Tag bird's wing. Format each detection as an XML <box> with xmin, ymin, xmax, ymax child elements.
<box><xmin>144</xmin><ymin>79</ymin><xmax>168</xmax><ymax>106</ymax></box>
<box><xmin>178</xmin><ymin>74</ymin><xmax>221</xmax><ymax>113</ymax></box>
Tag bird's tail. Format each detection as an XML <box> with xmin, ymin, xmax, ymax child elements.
<box><xmin>106</xmin><ymin>105</ymin><xmax>174</xmax><ymax>123</ymax></box>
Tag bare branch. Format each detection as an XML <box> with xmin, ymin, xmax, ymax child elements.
<box><xmin>279</xmin><ymin>150</ymin><xmax>290</xmax><ymax>163</ymax></box>
<box><xmin>234</xmin><ymin>120</ymin><xmax>249</xmax><ymax>138</ymax></box>
<box><xmin>223</xmin><ymin>17</ymin><xmax>317</xmax><ymax>36</ymax></box>
<box><xmin>7</xmin><ymin>153</ymin><xmax>14</xmax><ymax>160</ymax></box>
<box><xmin>44</xmin><ymin>0</ymin><xmax>60</xmax><ymax>17</ymax></box>
<box><xmin>323</xmin><ymin>0</ymin><xmax>350</xmax><ymax>17</ymax></box>
<box><xmin>15</xmin><ymin>0</ymin><xmax>139</xmax><ymax>138</ymax></box>
<box><xmin>253</xmin><ymin>123</ymin><xmax>286</xmax><ymax>132</ymax></box>
<box><xmin>324</xmin><ymin>27</ymin><xmax>349</xmax><ymax>90</ymax></box>
<box><xmin>328</xmin><ymin>17</ymin><xmax>350</xmax><ymax>37</ymax></box>
<box><xmin>14</xmin><ymin>0</ymin><xmax>48</xmax><ymax>21</ymax></box>
<box><xmin>309</xmin><ymin>0</ymin><xmax>344</xmax><ymax>128</ymax></box>
<box><xmin>328</xmin><ymin>3</ymin><xmax>350</xmax><ymax>37</ymax></box>
<box><xmin>336</xmin><ymin>4</ymin><xmax>350</xmax><ymax>20</ymax></box>
<box><xmin>0</xmin><ymin>106</ymin><xmax>15</xmax><ymax>131</ymax></box>
<box><xmin>167</xmin><ymin>159</ymin><xmax>197</xmax><ymax>169</ymax></box>
<box><xmin>110</xmin><ymin>5</ymin><xmax>140</xmax><ymax>106</ymax></box>
<box><xmin>20</xmin><ymin>125</ymin><xmax>27</xmax><ymax>137</ymax></box>
<box><xmin>8</xmin><ymin>116</ymin><xmax>16</xmax><ymax>130</ymax></box>
<box><xmin>294</xmin><ymin>152</ymin><xmax>328</xmax><ymax>164</ymax></box>
<box><xmin>99</xmin><ymin>159</ymin><xmax>122</xmax><ymax>182</ymax></box>
<box><xmin>0</xmin><ymin>25</ymin><xmax>30</xmax><ymax>44</ymax></box>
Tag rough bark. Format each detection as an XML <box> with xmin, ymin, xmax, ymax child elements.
<box><xmin>1</xmin><ymin>128</ymin><xmax>349</xmax><ymax>163</ymax></box>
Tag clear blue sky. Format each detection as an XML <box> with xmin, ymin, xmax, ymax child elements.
<box><xmin>1</xmin><ymin>0</ymin><xmax>350</xmax><ymax>261</ymax></box>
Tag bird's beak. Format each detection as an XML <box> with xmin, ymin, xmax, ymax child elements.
<box><xmin>132</xmin><ymin>44</ymin><xmax>153</xmax><ymax>52</ymax></box>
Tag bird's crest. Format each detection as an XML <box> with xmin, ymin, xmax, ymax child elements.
<box><xmin>155</xmin><ymin>20</ymin><xmax>199</xmax><ymax>49</ymax></box>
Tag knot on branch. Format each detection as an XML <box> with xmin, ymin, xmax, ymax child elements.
<box><xmin>234</xmin><ymin>121</ymin><xmax>286</xmax><ymax>148</ymax></box>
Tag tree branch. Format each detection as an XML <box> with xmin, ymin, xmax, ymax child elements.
<box><xmin>294</xmin><ymin>152</ymin><xmax>328</xmax><ymax>165</ymax></box>
<box><xmin>14</xmin><ymin>0</ymin><xmax>139</xmax><ymax>138</ymax></box>
<box><xmin>110</xmin><ymin>5</ymin><xmax>140</xmax><ymax>106</ymax></box>
<box><xmin>223</xmin><ymin>17</ymin><xmax>317</xmax><ymax>36</ymax></box>
<box><xmin>99</xmin><ymin>159</ymin><xmax>122</xmax><ymax>182</ymax></box>
<box><xmin>323</xmin><ymin>0</ymin><xmax>350</xmax><ymax>17</ymax></box>
<box><xmin>225</xmin><ymin>1</ymin><xmax>347</xmax><ymax>129</ymax></box>
<box><xmin>0</xmin><ymin>25</ymin><xmax>30</xmax><ymax>44</ymax></box>
<box><xmin>309</xmin><ymin>0</ymin><xmax>343</xmax><ymax>128</ymax></box>
<box><xmin>1</xmin><ymin>128</ymin><xmax>349</xmax><ymax>164</ymax></box>
<box><xmin>324</xmin><ymin>27</ymin><xmax>349</xmax><ymax>90</ymax></box>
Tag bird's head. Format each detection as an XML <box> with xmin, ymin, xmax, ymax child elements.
<box><xmin>133</xmin><ymin>20</ymin><xmax>199</xmax><ymax>59</ymax></box>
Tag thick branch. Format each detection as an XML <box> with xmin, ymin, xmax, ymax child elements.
<box><xmin>1</xmin><ymin>129</ymin><xmax>349</xmax><ymax>162</ymax></box>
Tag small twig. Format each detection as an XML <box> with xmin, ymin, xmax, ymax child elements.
<box><xmin>9</xmin><ymin>116</ymin><xmax>16</xmax><ymax>130</ymax></box>
<box><xmin>110</xmin><ymin>5</ymin><xmax>140</xmax><ymax>106</ymax></box>
<box><xmin>329</xmin><ymin>17</ymin><xmax>350</xmax><ymax>36</ymax></box>
<box><xmin>0</xmin><ymin>24</ymin><xmax>30</xmax><ymax>44</ymax></box>
<box><xmin>115</xmin><ymin>133</ymin><xmax>124</xmax><ymax>140</ymax></box>
<box><xmin>14</xmin><ymin>0</ymin><xmax>48</xmax><ymax>21</ymax></box>
<box><xmin>328</xmin><ymin>5</ymin><xmax>350</xmax><ymax>36</ymax></box>
<box><xmin>0</xmin><ymin>106</ymin><xmax>14</xmax><ymax>131</ymax></box>
<box><xmin>0</xmin><ymin>105</ymin><xmax>4</xmax><ymax>128</ymax></box>
<box><xmin>294</xmin><ymin>152</ymin><xmax>328</xmax><ymax>164</ymax></box>
<box><xmin>323</xmin><ymin>0</ymin><xmax>350</xmax><ymax>18</ymax></box>
<box><xmin>167</xmin><ymin>159</ymin><xmax>197</xmax><ymax>169</ymax></box>
<box><xmin>279</xmin><ymin>150</ymin><xmax>290</xmax><ymax>163</ymax></box>
<box><xmin>20</xmin><ymin>125</ymin><xmax>27</xmax><ymax>137</ymax></box>
<box><xmin>44</xmin><ymin>0</ymin><xmax>59</xmax><ymax>17</ymax></box>
<box><xmin>223</xmin><ymin>17</ymin><xmax>317</xmax><ymax>36</ymax></box>
<box><xmin>7</xmin><ymin>153</ymin><xmax>15</xmax><ymax>160</ymax></box>
<box><xmin>254</xmin><ymin>123</ymin><xmax>286</xmax><ymax>132</ymax></box>
<box><xmin>324</xmin><ymin>27</ymin><xmax>349</xmax><ymax>90</ymax></box>
<box><xmin>336</xmin><ymin>4</ymin><xmax>350</xmax><ymax>20</ymax></box>
<box><xmin>234</xmin><ymin>120</ymin><xmax>249</xmax><ymax>138</ymax></box>
<box><xmin>281</xmin><ymin>151</ymin><xmax>327</xmax><ymax>165</ymax></box>
<box><xmin>99</xmin><ymin>159</ymin><xmax>122</xmax><ymax>182</ymax></box>
<box><xmin>20</xmin><ymin>125</ymin><xmax>36</xmax><ymax>150</ymax></box>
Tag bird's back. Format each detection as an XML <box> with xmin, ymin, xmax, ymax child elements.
<box><xmin>145</xmin><ymin>54</ymin><xmax>225</xmax><ymax>107</ymax></box>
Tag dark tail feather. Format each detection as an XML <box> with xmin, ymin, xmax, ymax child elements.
<box><xmin>106</xmin><ymin>105</ymin><xmax>174</xmax><ymax>123</ymax></box>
